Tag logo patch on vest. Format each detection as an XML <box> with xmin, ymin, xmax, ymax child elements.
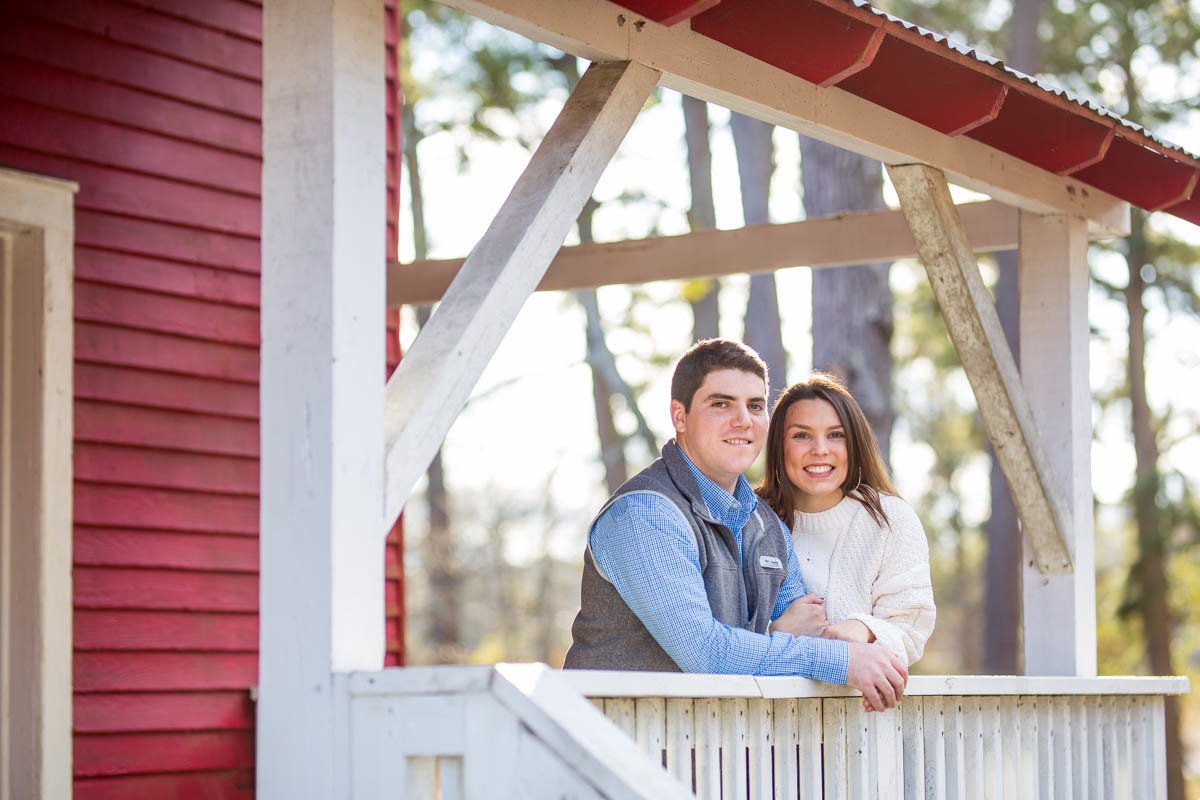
<box><xmin>758</xmin><ymin>555</ymin><xmax>783</xmax><ymax>569</ymax></box>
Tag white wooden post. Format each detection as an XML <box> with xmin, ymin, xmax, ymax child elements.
<box><xmin>1018</xmin><ymin>210</ymin><xmax>1097</xmax><ymax>676</ymax></box>
<box><xmin>259</xmin><ymin>0</ymin><xmax>386</xmax><ymax>795</ymax></box>
<box><xmin>382</xmin><ymin>60</ymin><xmax>659</xmax><ymax>524</ymax></box>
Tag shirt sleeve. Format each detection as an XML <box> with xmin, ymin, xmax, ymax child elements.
<box><xmin>846</xmin><ymin>499</ymin><xmax>937</xmax><ymax>666</ymax></box>
<box><xmin>590</xmin><ymin>493</ymin><xmax>849</xmax><ymax>682</ymax></box>
<box><xmin>770</xmin><ymin>514</ymin><xmax>809</xmax><ymax>620</ymax></box>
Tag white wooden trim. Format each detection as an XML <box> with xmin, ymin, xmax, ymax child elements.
<box><xmin>388</xmin><ymin>200</ymin><xmax>1020</xmax><ymax>306</ymax></box>
<box><xmin>0</xmin><ymin>167</ymin><xmax>76</xmax><ymax>800</ymax></box>
<box><xmin>259</xmin><ymin>0</ymin><xmax>386</xmax><ymax>795</ymax></box>
<box><xmin>889</xmin><ymin>164</ymin><xmax>1075</xmax><ymax>574</ymax></box>
<box><xmin>437</xmin><ymin>0</ymin><xmax>1131</xmax><ymax>237</ymax></box>
<box><xmin>382</xmin><ymin>60</ymin><xmax>660</xmax><ymax>524</ymax></box>
<box><xmin>558</xmin><ymin>670</ymin><xmax>1190</xmax><ymax>699</ymax></box>
<box><xmin>1018</xmin><ymin>209</ymin><xmax>1098</xmax><ymax>675</ymax></box>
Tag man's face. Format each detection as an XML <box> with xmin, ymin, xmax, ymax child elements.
<box><xmin>670</xmin><ymin>368</ymin><xmax>768</xmax><ymax>493</ymax></box>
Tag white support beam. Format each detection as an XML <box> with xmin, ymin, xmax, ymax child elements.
<box><xmin>438</xmin><ymin>0</ymin><xmax>1131</xmax><ymax>238</ymax></box>
<box><xmin>389</xmin><ymin>200</ymin><xmax>1018</xmax><ymax>307</ymax></box>
<box><xmin>383</xmin><ymin>60</ymin><xmax>660</xmax><ymax>525</ymax></box>
<box><xmin>259</xmin><ymin>0</ymin><xmax>385</xmax><ymax>796</ymax></box>
<box><xmin>889</xmin><ymin>164</ymin><xmax>1074</xmax><ymax>576</ymax></box>
<box><xmin>1018</xmin><ymin>210</ymin><xmax>1096</xmax><ymax>677</ymax></box>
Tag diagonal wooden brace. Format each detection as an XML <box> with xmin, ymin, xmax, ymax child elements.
<box><xmin>383</xmin><ymin>60</ymin><xmax>660</xmax><ymax>526</ymax></box>
<box><xmin>888</xmin><ymin>163</ymin><xmax>1074</xmax><ymax>574</ymax></box>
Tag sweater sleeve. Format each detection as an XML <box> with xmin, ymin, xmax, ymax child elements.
<box><xmin>847</xmin><ymin>498</ymin><xmax>936</xmax><ymax>666</ymax></box>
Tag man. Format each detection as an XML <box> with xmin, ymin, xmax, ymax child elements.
<box><xmin>564</xmin><ymin>339</ymin><xmax>907</xmax><ymax>711</ymax></box>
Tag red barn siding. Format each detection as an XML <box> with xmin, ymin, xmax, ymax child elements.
<box><xmin>0</xmin><ymin>0</ymin><xmax>403</xmax><ymax>793</ymax></box>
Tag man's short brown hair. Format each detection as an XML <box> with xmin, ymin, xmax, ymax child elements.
<box><xmin>670</xmin><ymin>339</ymin><xmax>768</xmax><ymax>411</ymax></box>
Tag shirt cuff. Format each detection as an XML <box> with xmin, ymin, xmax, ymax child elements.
<box><xmin>804</xmin><ymin>636</ymin><xmax>850</xmax><ymax>684</ymax></box>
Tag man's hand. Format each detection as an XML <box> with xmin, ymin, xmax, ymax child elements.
<box><xmin>845</xmin><ymin>642</ymin><xmax>907</xmax><ymax>712</ymax></box>
<box><xmin>769</xmin><ymin>594</ymin><xmax>828</xmax><ymax>638</ymax></box>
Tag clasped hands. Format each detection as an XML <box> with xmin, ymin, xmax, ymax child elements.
<box><xmin>768</xmin><ymin>594</ymin><xmax>908</xmax><ymax>714</ymax></box>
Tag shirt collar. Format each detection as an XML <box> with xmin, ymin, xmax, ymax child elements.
<box><xmin>675</xmin><ymin>443</ymin><xmax>759</xmax><ymax>524</ymax></box>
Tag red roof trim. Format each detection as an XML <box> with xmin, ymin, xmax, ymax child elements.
<box><xmin>1072</xmin><ymin>134</ymin><xmax>1199</xmax><ymax>212</ymax></box>
<box><xmin>690</xmin><ymin>0</ymin><xmax>886</xmax><ymax>88</ymax></box>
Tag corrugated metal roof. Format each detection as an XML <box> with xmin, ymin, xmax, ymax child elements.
<box><xmin>617</xmin><ymin>0</ymin><xmax>1200</xmax><ymax>227</ymax></box>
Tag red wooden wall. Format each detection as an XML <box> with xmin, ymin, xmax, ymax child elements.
<box><xmin>0</xmin><ymin>0</ymin><xmax>403</xmax><ymax>795</ymax></box>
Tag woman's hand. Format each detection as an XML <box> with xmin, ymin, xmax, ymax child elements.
<box><xmin>769</xmin><ymin>594</ymin><xmax>828</xmax><ymax>638</ymax></box>
<box><xmin>823</xmin><ymin>619</ymin><xmax>874</xmax><ymax>644</ymax></box>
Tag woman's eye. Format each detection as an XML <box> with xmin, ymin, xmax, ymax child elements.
<box><xmin>830</xmin><ymin>431</ymin><xmax>845</xmax><ymax>438</ymax></box>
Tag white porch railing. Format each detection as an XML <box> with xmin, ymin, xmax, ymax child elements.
<box><xmin>339</xmin><ymin>664</ymin><xmax>1186</xmax><ymax>799</ymax></box>
<box><xmin>562</xmin><ymin>671</ymin><xmax>1189</xmax><ymax>800</ymax></box>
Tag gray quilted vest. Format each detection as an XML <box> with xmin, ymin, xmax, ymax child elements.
<box><xmin>563</xmin><ymin>441</ymin><xmax>790</xmax><ymax>672</ymax></box>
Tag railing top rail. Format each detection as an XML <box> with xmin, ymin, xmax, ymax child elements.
<box><xmin>559</xmin><ymin>670</ymin><xmax>1190</xmax><ymax>699</ymax></box>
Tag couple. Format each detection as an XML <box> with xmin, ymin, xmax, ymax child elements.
<box><xmin>564</xmin><ymin>339</ymin><xmax>935</xmax><ymax>712</ymax></box>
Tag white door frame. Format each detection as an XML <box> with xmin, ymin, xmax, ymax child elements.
<box><xmin>0</xmin><ymin>166</ymin><xmax>76</xmax><ymax>800</ymax></box>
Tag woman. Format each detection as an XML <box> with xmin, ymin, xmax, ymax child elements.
<box><xmin>757</xmin><ymin>373</ymin><xmax>935</xmax><ymax>666</ymax></box>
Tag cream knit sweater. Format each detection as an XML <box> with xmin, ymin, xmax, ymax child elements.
<box><xmin>792</xmin><ymin>493</ymin><xmax>936</xmax><ymax>666</ymax></box>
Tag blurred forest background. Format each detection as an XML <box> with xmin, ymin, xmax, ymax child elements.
<box><xmin>396</xmin><ymin>0</ymin><xmax>1200</xmax><ymax>795</ymax></box>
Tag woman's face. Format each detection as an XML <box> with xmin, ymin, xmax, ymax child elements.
<box><xmin>782</xmin><ymin>398</ymin><xmax>849</xmax><ymax>513</ymax></box>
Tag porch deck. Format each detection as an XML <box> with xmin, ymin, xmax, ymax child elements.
<box><xmin>342</xmin><ymin>663</ymin><xmax>1187</xmax><ymax>799</ymax></box>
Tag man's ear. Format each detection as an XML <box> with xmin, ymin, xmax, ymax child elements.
<box><xmin>669</xmin><ymin>399</ymin><xmax>687</xmax><ymax>435</ymax></box>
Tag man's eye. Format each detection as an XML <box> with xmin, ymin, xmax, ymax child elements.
<box><xmin>712</xmin><ymin>401</ymin><xmax>727</xmax><ymax>408</ymax></box>
<box><xmin>749</xmin><ymin>404</ymin><xmax>765</xmax><ymax>412</ymax></box>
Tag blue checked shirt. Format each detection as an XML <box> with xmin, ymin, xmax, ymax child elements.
<box><xmin>589</xmin><ymin>445</ymin><xmax>850</xmax><ymax>681</ymax></box>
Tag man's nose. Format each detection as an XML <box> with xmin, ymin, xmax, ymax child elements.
<box><xmin>732</xmin><ymin>405</ymin><xmax>751</xmax><ymax>426</ymax></box>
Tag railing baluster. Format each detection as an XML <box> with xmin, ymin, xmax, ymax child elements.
<box><xmin>874</xmin><ymin>706</ymin><xmax>902</xmax><ymax>800</ymax></box>
<box><xmin>1101</xmin><ymin>694</ymin><xmax>1118</xmax><ymax>800</ymax></box>
<box><xmin>797</xmin><ymin>698</ymin><xmax>823</xmax><ymax>800</ymax></box>
<box><xmin>1129</xmin><ymin>696</ymin><xmax>1152</xmax><ymax>798</ymax></box>
<box><xmin>943</xmin><ymin>697</ymin><xmax>966</xmax><ymax>799</ymax></box>
<box><xmin>636</xmin><ymin>697</ymin><xmax>667</xmax><ymax>765</ymax></box>
<box><xmin>1068</xmin><ymin>695</ymin><xmax>1089</xmax><ymax>800</ymax></box>
<box><xmin>921</xmin><ymin>695</ymin><xmax>946</xmax><ymax>800</ymax></box>
<box><xmin>1037</xmin><ymin>695</ymin><xmax>1054</xmax><ymax>799</ymax></box>
<box><xmin>722</xmin><ymin>698</ymin><xmax>750</xmax><ymax>800</ymax></box>
<box><xmin>1113</xmin><ymin>696</ymin><xmax>1132</xmax><ymax>799</ymax></box>
<box><xmin>900</xmin><ymin>699</ymin><xmax>925</xmax><ymax>800</ymax></box>
<box><xmin>772</xmin><ymin>699</ymin><xmax>798</xmax><ymax>800</ymax></box>
<box><xmin>980</xmin><ymin>697</ymin><xmax>1003</xmax><ymax>800</ymax></box>
<box><xmin>607</xmin><ymin>697</ymin><xmax>636</xmax><ymax>739</ymax></box>
<box><xmin>666</xmin><ymin>698</ymin><xmax>695</xmax><ymax>789</ymax></box>
<box><xmin>999</xmin><ymin>697</ymin><xmax>1021</xmax><ymax>799</ymax></box>
<box><xmin>1150</xmin><ymin>696</ymin><xmax>1168</xmax><ymax>799</ymax></box>
<box><xmin>747</xmin><ymin>698</ymin><xmax>774</xmax><ymax>799</ymax></box>
<box><xmin>1086</xmin><ymin>696</ymin><xmax>1103</xmax><ymax>800</ymax></box>
<box><xmin>1019</xmin><ymin>695</ymin><xmax>1040</xmax><ymax>799</ymax></box>
<box><xmin>845</xmin><ymin>701</ymin><xmax>871</xmax><ymax>800</ymax></box>
<box><xmin>961</xmin><ymin>697</ymin><xmax>984</xmax><ymax>799</ymax></box>
<box><xmin>824</xmin><ymin>699</ymin><xmax>849</xmax><ymax>800</ymax></box>
<box><xmin>1053</xmin><ymin>696</ymin><xmax>1073</xmax><ymax>800</ymax></box>
<box><xmin>695</xmin><ymin>697</ymin><xmax>722</xmax><ymax>800</ymax></box>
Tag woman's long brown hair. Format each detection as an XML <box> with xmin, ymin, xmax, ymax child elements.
<box><xmin>756</xmin><ymin>373</ymin><xmax>900</xmax><ymax>528</ymax></box>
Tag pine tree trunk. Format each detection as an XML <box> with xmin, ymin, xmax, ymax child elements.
<box><xmin>731</xmin><ymin>112</ymin><xmax>788</xmax><ymax>394</ymax></box>
<box><xmin>983</xmin><ymin>250</ymin><xmax>1021</xmax><ymax>674</ymax></box>
<box><xmin>405</xmin><ymin>107</ymin><xmax>462</xmax><ymax>664</ymax></box>
<box><xmin>682</xmin><ymin>95</ymin><xmax>720</xmax><ymax>342</ymax></box>
<box><xmin>1126</xmin><ymin>210</ymin><xmax>1184</xmax><ymax>800</ymax></box>
<box><xmin>799</xmin><ymin>137</ymin><xmax>893</xmax><ymax>459</ymax></box>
